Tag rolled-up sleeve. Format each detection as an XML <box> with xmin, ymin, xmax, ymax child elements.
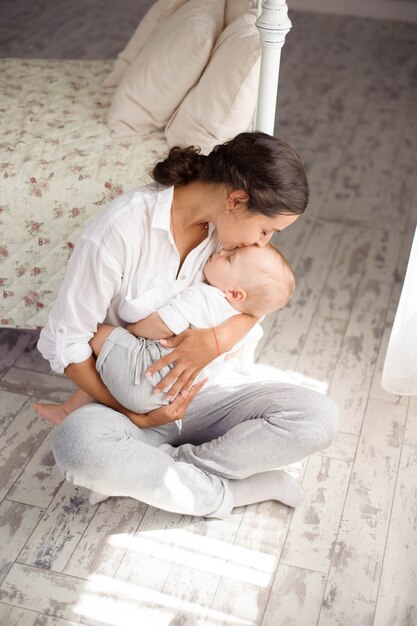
<box><xmin>37</xmin><ymin>236</ymin><xmax>123</xmax><ymax>373</ymax></box>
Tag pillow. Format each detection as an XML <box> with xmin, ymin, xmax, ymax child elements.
<box><xmin>225</xmin><ymin>0</ymin><xmax>258</xmax><ymax>26</ymax></box>
<box><xmin>103</xmin><ymin>0</ymin><xmax>188</xmax><ymax>88</ymax></box>
<box><xmin>165</xmin><ymin>12</ymin><xmax>261</xmax><ymax>154</ymax></box>
<box><xmin>107</xmin><ymin>0</ymin><xmax>225</xmax><ymax>136</ymax></box>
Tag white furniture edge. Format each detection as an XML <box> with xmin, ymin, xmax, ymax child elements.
<box><xmin>255</xmin><ymin>0</ymin><xmax>292</xmax><ymax>134</ymax></box>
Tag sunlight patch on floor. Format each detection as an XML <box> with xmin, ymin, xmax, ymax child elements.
<box><xmin>72</xmin><ymin>573</ymin><xmax>255</xmax><ymax>625</ymax></box>
<box><xmin>252</xmin><ymin>363</ymin><xmax>329</xmax><ymax>395</ymax></box>
<box><xmin>106</xmin><ymin>529</ymin><xmax>276</xmax><ymax>587</ymax></box>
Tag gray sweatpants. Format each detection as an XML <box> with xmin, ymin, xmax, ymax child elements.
<box><xmin>52</xmin><ymin>368</ymin><xmax>339</xmax><ymax>519</ymax></box>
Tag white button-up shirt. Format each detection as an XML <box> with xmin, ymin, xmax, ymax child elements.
<box><xmin>38</xmin><ymin>183</ymin><xmax>263</xmax><ymax>376</ymax></box>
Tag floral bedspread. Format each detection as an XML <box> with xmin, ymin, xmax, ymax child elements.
<box><xmin>0</xmin><ymin>59</ymin><xmax>168</xmax><ymax>329</ymax></box>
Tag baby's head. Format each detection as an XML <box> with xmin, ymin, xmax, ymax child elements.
<box><xmin>203</xmin><ymin>244</ymin><xmax>295</xmax><ymax>317</ymax></box>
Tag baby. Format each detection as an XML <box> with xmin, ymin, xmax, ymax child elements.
<box><xmin>37</xmin><ymin>244</ymin><xmax>294</xmax><ymax>429</ymax></box>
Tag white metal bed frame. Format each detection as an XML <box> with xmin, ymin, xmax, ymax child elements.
<box><xmin>256</xmin><ymin>0</ymin><xmax>291</xmax><ymax>134</ymax></box>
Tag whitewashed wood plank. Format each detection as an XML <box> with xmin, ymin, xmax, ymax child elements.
<box><xmin>376</xmin><ymin>106</ymin><xmax>417</xmax><ymax>236</ymax></box>
<box><xmin>303</xmin><ymin>146</ymin><xmax>345</xmax><ymax>222</ymax></box>
<box><xmin>0</xmin><ymin>368</ymin><xmax>75</xmax><ymax>402</ymax></box>
<box><xmin>365</xmin><ymin>228</ymin><xmax>403</xmax><ymax>284</ymax></box>
<box><xmin>350</xmin><ymin>146</ymin><xmax>409</xmax><ymax>231</ymax></box>
<box><xmin>386</xmin><ymin>227</ymin><xmax>415</xmax><ymax>325</ymax></box>
<box><xmin>261</xmin><ymin>564</ymin><xmax>327</xmax><ymax>626</ymax></box>
<box><xmin>271</xmin><ymin>215</ymin><xmax>316</xmax><ymax>272</ymax></box>
<box><xmin>0</xmin><ymin>602</ymin><xmax>38</xmax><ymax>626</ymax></box>
<box><xmin>64</xmin><ymin>496</ymin><xmax>147</xmax><ymax>579</ymax></box>
<box><xmin>0</xmin><ymin>331</ymin><xmax>34</xmax><ymax>379</ymax></box>
<box><xmin>14</xmin><ymin>332</ymin><xmax>52</xmax><ymax>374</ymax></box>
<box><xmin>318</xmin><ymin>399</ymin><xmax>408</xmax><ymax>626</ymax></box>
<box><xmin>281</xmin><ymin>64</ymin><xmax>364</xmax><ymax>150</ymax></box>
<box><xmin>296</xmin><ymin>316</ymin><xmax>347</xmax><ymax>393</ymax></box>
<box><xmin>208</xmin><ymin>453</ymin><xmax>309</xmax><ymax>626</ymax></box>
<box><xmin>17</xmin><ymin>482</ymin><xmax>97</xmax><ymax>572</ymax></box>
<box><xmin>369</xmin><ymin>325</ymin><xmax>409</xmax><ymax>406</ymax></box>
<box><xmin>319</xmin><ymin>148</ymin><xmax>371</xmax><ymax>221</ymax></box>
<box><xmin>241</xmin><ymin>362</ymin><xmax>331</xmax><ymax>398</ymax></box>
<box><xmin>328</xmin><ymin>278</ymin><xmax>392</xmax><ymax>434</ymax></box>
<box><xmin>404</xmin><ymin>396</ymin><xmax>417</xmax><ymax>448</ymax></box>
<box><xmin>207</xmin><ymin>578</ymin><xmax>262</xmax><ymax>626</ymax></box>
<box><xmin>321</xmin><ymin>102</ymin><xmax>405</xmax><ymax>226</ymax></box>
<box><xmin>0</xmin><ymin>564</ymin><xmax>83</xmax><ymax>624</ymax></box>
<box><xmin>356</xmin><ymin>102</ymin><xmax>403</xmax><ymax>171</ymax></box>
<box><xmin>259</xmin><ymin>221</ymin><xmax>342</xmax><ymax>372</ymax></box>
<box><xmin>281</xmin><ymin>455</ymin><xmax>351</xmax><ymax>573</ymax></box>
<box><xmin>7</xmin><ymin>430</ymin><xmax>63</xmax><ymax>508</ymax></box>
<box><xmin>0</xmin><ymin>401</ymin><xmax>52</xmax><ymax>501</ymax></box>
<box><xmin>403</xmin><ymin>180</ymin><xmax>417</xmax><ymax>234</ymax></box>
<box><xmin>160</xmin><ymin>511</ymin><xmax>244</xmax><ymax>623</ymax></box>
<box><xmin>0</xmin><ymin>390</ymin><xmax>28</xmax><ymax>437</ymax></box>
<box><xmin>316</xmin><ymin>431</ymin><xmax>358</xmax><ymax>462</ymax></box>
<box><xmin>1</xmin><ymin>562</ymin><xmax>253</xmax><ymax>626</ymax></box>
<box><xmin>0</xmin><ymin>499</ymin><xmax>44</xmax><ymax>584</ymax></box>
<box><xmin>303</xmin><ymin>173</ymin><xmax>333</xmax><ymax>223</ymax></box>
<box><xmin>33</xmin><ymin>615</ymin><xmax>79</xmax><ymax>626</ymax></box>
<box><xmin>208</xmin><ymin>500</ymin><xmax>293</xmax><ymax>626</ymax></box>
<box><xmin>228</xmin><ymin>500</ymin><xmax>290</xmax><ymax>580</ymax></box>
<box><xmin>317</xmin><ymin>225</ymin><xmax>373</xmax><ymax>320</ymax></box>
<box><xmin>115</xmin><ymin>506</ymin><xmax>192</xmax><ymax>592</ymax></box>
<box><xmin>373</xmin><ymin>444</ymin><xmax>417</xmax><ymax>626</ymax></box>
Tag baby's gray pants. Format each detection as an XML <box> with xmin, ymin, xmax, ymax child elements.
<box><xmin>95</xmin><ymin>326</ymin><xmax>173</xmax><ymax>413</ymax></box>
<box><xmin>52</xmin><ymin>367</ymin><xmax>339</xmax><ymax>519</ymax></box>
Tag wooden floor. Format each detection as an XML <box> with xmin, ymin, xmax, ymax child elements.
<box><xmin>1</xmin><ymin>7</ymin><xmax>417</xmax><ymax>626</ymax></box>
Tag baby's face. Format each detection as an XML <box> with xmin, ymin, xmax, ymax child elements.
<box><xmin>203</xmin><ymin>246</ymin><xmax>269</xmax><ymax>292</ymax></box>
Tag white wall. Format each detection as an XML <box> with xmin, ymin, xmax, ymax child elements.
<box><xmin>288</xmin><ymin>0</ymin><xmax>417</xmax><ymax>23</ymax></box>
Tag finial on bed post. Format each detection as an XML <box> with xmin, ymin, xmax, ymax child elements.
<box><xmin>255</xmin><ymin>0</ymin><xmax>292</xmax><ymax>135</ymax></box>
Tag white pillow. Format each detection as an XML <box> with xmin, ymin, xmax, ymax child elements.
<box><xmin>225</xmin><ymin>0</ymin><xmax>258</xmax><ymax>26</ymax></box>
<box><xmin>165</xmin><ymin>12</ymin><xmax>261</xmax><ymax>154</ymax></box>
<box><xmin>107</xmin><ymin>0</ymin><xmax>225</xmax><ymax>136</ymax></box>
<box><xmin>103</xmin><ymin>0</ymin><xmax>189</xmax><ymax>88</ymax></box>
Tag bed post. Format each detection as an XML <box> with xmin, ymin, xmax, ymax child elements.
<box><xmin>255</xmin><ymin>0</ymin><xmax>292</xmax><ymax>135</ymax></box>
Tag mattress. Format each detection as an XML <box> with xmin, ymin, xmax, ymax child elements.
<box><xmin>0</xmin><ymin>59</ymin><xmax>168</xmax><ymax>329</ymax></box>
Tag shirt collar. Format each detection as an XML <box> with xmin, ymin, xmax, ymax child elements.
<box><xmin>151</xmin><ymin>185</ymin><xmax>174</xmax><ymax>232</ymax></box>
<box><xmin>151</xmin><ymin>184</ymin><xmax>216</xmax><ymax>237</ymax></box>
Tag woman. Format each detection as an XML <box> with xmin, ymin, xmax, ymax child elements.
<box><xmin>37</xmin><ymin>132</ymin><xmax>339</xmax><ymax>518</ymax></box>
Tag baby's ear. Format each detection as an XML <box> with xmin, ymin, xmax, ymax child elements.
<box><xmin>225</xmin><ymin>288</ymin><xmax>246</xmax><ymax>303</ymax></box>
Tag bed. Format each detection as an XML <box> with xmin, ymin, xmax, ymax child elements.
<box><xmin>0</xmin><ymin>0</ymin><xmax>291</xmax><ymax>329</ymax></box>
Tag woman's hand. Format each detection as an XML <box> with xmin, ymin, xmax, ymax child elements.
<box><xmin>146</xmin><ymin>327</ymin><xmax>219</xmax><ymax>398</ymax></box>
<box><xmin>126</xmin><ymin>377</ymin><xmax>208</xmax><ymax>428</ymax></box>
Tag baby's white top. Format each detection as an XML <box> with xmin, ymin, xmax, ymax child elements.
<box><xmin>158</xmin><ymin>282</ymin><xmax>238</xmax><ymax>335</ymax></box>
<box><xmin>38</xmin><ymin>184</ymin><xmax>263</xmax><ymax>377</ymax></box>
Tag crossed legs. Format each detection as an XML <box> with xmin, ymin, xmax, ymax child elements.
<box><xmin>52</xmin><ymin>375</ymin><xmax>339</xmax><ymax>517</ymax></box>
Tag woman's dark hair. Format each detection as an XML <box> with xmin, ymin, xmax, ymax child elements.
<box><xmin>151</xmin><ymin>132</ymin><xmax>308</xmax><ymax>216</ymax></box>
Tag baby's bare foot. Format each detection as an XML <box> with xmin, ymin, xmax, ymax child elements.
<box><xmin>34</xmin><ymin>403</ymin><xmax>69</xmax><ymax>425</ymax></box>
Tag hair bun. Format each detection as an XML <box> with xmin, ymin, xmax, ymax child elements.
<box><xmin>152</xmin><ymin>146</ymin><xmax>203</xmax><ymax>186</ymax></box>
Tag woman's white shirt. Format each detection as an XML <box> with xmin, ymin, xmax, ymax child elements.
<box><xmin>37</xmin><ymin>184</ymin><xmax>263</xmax><ymax>376</ymax></box>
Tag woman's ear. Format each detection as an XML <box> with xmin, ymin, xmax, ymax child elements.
<box><xmin>227</xmin><ymin>189</ymin><xmax>249</xmax><ymax>209</ymax></box>
<box><xmin>225</xmin><ymin>288</ymin><xmax>247</xmax><ymax>303</ymax></box>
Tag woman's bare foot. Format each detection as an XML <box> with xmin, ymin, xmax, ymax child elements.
<box><xmin>34</xmin><ymin>403</ymin><xmax>69</xmax><ymax>425</ymax></box>
<box><xmin>34</xmin><ymin>388</ymin><xmax>94</xmax><ymax>425</ymax></box>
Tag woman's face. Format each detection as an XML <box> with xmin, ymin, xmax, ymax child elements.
<box><xmin>216</xmin><ymin>205</ymin><xmax>299</xmax><ymax>250</ymax></box>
